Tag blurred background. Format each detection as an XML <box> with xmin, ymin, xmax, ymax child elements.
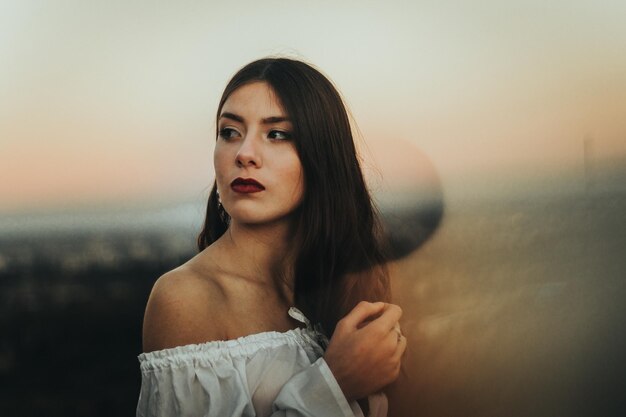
<box><xmin>1</xmin><ymin>1</ymin><xmax>625</xmax><ymax>416</ymax></box>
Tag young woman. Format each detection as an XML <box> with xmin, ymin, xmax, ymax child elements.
<box><xmin>137</xmin><ymin>58</ymin><xmax>406</xmax><ymax>417</ymax></box>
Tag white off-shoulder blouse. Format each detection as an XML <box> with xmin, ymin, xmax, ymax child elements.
<box><xmin>136</xmin><ymin>307</ymin><xmax>387</xmax><ymax>417</ymax></box>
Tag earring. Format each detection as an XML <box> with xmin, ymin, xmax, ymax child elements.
<box><xmin>216</xmin><ymin>189</ymin><xmax>229</xmax><ymax>224</ymax></box>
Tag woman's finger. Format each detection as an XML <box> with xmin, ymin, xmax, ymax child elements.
<box><xmin>366</xmin><ymin>304</ymin><xmax>402</xmax><ymax>333</ymax></box>
<box><xmin>341</xmin><ymin>301</ymin><xmax>386</xmax><ymax>330</ymax></box>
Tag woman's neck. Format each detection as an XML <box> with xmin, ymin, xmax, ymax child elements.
<box><xmin>216</xmin><ymin>219</ymin><xmax>294</xmax><ymax>288</ymax></box>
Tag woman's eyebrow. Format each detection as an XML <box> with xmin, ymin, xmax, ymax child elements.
<box><xmin>261</xmin><ymin>116</ymin><xmax>290</xmax><ymax>124</ymax></box>
<box><xmin>219</xmin><ymin>112</ymin><xmax>244</xmax><ymax>123</ymax></box>
<box><xmin>219</xmin><ymin>112</ymin><xmax>290</xmax><ymax>125</ymax></box>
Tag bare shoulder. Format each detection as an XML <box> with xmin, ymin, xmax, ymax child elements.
<box><xmin>142</xmin><ymin>256</ymin><xmax>227</xmax><ymax>353</ymax></box>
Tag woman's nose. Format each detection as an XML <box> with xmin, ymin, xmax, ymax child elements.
<box><xmin>235</xmin><ymin>134</ymin><xmax>262</xmax><ymax>168</ymax></box>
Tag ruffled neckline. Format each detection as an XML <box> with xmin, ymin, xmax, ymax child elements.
<box><xmin>138</xmin><ymin>307</ymin><xmax>331</xmax><ymax>369</ymax></box>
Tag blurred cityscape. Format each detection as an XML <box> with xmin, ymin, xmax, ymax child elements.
<box><xmin>0</xmin><ymin>226</ymin><xmax>195</xmax><ymax>416</ymax></box>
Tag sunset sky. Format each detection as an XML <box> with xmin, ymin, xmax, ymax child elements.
<box><xmin>1</xmin><ymin>0</ymin><xmax>625</xmax><ymax>213</ymax></box>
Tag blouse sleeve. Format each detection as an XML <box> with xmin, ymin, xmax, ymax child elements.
<box><xmin>270</xmin><ymin>357</ymin><xmax>358</xmax><ymax>417</ymax></box>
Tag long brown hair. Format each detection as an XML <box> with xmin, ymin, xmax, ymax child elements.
<box><xmin>198</xmin><ymin>58</ymin><xmax>390</xmax><ymax>335</ymax></box>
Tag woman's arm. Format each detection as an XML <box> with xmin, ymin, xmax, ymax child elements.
<box><xmin>270</xmin><ymin>301</ymin><xmax>405</xmax><ymax>416</ymax></box>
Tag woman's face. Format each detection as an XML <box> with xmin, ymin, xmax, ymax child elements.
<box><xmin>214</xmin><ymin>81</ymin><xmax>304</xmax><ymax>227</ymax></box>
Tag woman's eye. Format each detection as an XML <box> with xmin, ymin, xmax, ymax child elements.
<box><xmin>218</xmin><ymin>127</ymin><xmax>239</xmax><ymax>140</ymax></box>
<box><xmin>268</xmin><ymin>130</ymin><xmax>292</xmax><ymax>141</ymax></box>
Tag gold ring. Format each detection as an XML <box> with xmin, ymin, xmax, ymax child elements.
<box><xmin>394</xmin><ymin>324</ymin><xmax>402</xmax><ymax>342</ymax></box>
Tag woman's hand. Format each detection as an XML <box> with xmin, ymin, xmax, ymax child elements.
<box><xmin>323</xmin><ymin>301</ymin><xmax>406</xmax><ymax>401</ymax></box>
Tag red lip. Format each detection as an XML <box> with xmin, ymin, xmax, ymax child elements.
<box><xmin>230</xmin><ymin>177</ymin><xmax>265</xmax><ymax>194</ymax></box>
